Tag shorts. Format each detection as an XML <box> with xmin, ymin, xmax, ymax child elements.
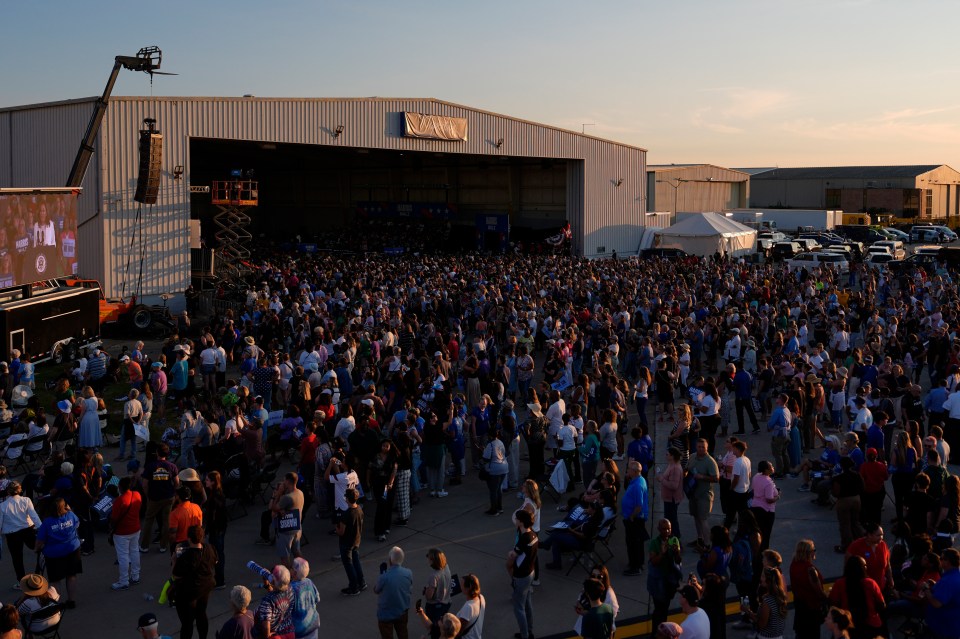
<box><xmin>276</xmin><ymin>531</ymin><xmax>301</xmax><ymax>559</ymax></box>
<box><xmin>45</xmin><ymin>549</ymin><xmax>83</xmax><ymax>583</ymax></box>
<box><xmin>201</xmin><ymin>363</ymin><xmax>215</xmax><ymax>375</ymax></box>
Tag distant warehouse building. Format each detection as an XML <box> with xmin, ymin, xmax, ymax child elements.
<box><xmin>0</xmin><ymin>96</ymin><xmax>649</xmax><ymax>302</ymax></box>
<box><xmin>749</xmin><ymin>165</ymin><xmax>960</xmax><ymax>222</ymax></box>
<box><xmin>646</xmin><ymin>164</ymin><xmax>750</xmax><ymax>216</ymax></box>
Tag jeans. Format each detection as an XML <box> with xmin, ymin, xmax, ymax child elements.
<box><xmin>411</xmin><ymin>449</ymin><xmax>422</xmax><ymax>494</ymax></box>
<box><xmin>426</xmin><ymin>464</ymin><xmax>445</xmax><ymax>493</ymax></box>
<box><xmin>511</xmin><ymin>573</ymin><xmax>534</xmax><ymax>639</ymax></box>
<box><xmin>507</xmin><ymin>437</ymin><xmax>521</xmax><ymax>489</ymax></box>
<box><xmin>487</xmin><ymin>474</ymin><xmax>505</xmax><ymax>512</ymax></box>
<box><xmin>114</xmin><ymin>530</ymin><xmax>141</xmax><ymax>585</ymax></box>
<box><xmin>118</xmin><ymin>424</ymin><xmax>135</xmax><ymax>458</ymax></box>
<box><xmin>340</xmin><ymin>545</ymin><xmax>365</xmax><ymax>589</ymax></box>
<box><xmin>208</xmin><ymin>531</ymin><xmax>225</xmax><ymax>586</ymax></box>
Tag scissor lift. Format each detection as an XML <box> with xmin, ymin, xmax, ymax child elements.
<box><xmin>211</xmin><ymin>179</ymin><xmax>258</xmax><ymax>282</ymax></box>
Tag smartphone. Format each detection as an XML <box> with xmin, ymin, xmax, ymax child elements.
<box><xmin>415</xmin><ymin>599</ymin><xmax>423</xmax><ymax>613</ymax></box>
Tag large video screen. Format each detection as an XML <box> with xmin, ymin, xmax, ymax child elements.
<box><xmin>0</xmin><ymin>191</ymin><xmax>78</xmax><ymax>288</ymax></box>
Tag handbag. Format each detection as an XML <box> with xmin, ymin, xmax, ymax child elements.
<box><xmin>478</xmin><ymin>467</ymin><xmax>490</xmax><ymax>481</ymax></box>
<box><xmin>683</xmin><ymin>472</ymin><xmax>698</xmax><ymax>498</ymax></box>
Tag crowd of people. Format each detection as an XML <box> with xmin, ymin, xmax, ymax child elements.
<box><xmin>0</xmin><ymin>247</ymin><xmax>959</xmax><ymax>638</ymax></box>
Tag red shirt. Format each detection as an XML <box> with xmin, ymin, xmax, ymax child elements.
<box><xmin>859</xmin><ymin>461</ymin><xmax>889</xmax><ymax>494</ymax></box>
<box><xmin>299</xmin><ymin>433</ymin><xmax>319</xmax><ymax>465</ymax></box>
<box><xmin>829</xmin><ymin>577</ymin><xmax>884</xmax><ymax>628</ymax></box>
<box><xmin>110</xmin><ymin>490</ymin><xmax>142</xmax><ymax>535</ymax></box>
<box><xmin>789</xmin><ymin>559</ymin><xmax>825</xmax><ymax>610</ymax></box>
<box><xmin>846</xmin><ymin>537</ymin><xmax>891</xmax><ymax>591</ymax></box>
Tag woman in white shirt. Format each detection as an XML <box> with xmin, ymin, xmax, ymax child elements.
<box><xmin>697</xmin><ymin>382</ymin><xmax>722</xmax><ymax>455</ymax></box>
<box><xmin>0</xmin><ymin>481</ymin><xmax>40</xmax><ymax>583</ymax></box>
<box><xmin>544</xmin><ymin>391</ymin><xmax>566</xmax><ymax>458</ymax></box>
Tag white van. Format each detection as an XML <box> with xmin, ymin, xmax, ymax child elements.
<box><xmin>872</xmin><ymin>240</ymin><xmax>905</xmax><ymax>259</ymax></box>
<box><xmin>786</xmin><ymin>252</ymin><xmax>850</xmax><ymax>273</ymax></box>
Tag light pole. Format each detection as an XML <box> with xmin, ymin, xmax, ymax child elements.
<box><xmin>656</xmin><ymin>178</ymin><xmax>691</xmax><ymax>221</ymax></box>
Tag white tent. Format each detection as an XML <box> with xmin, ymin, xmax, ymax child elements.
<box><xmin>655</xmin><ymin>213</ymin><xmax>757</xmax><ymax>257</ymax></box>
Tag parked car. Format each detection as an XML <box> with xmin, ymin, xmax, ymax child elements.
<box><xmin>910</xmin><ymin>227</ymin><xmax>944</xmax><ymax>244</ymax></box>
<box><xmin>821</xmin><ymin>245</ymin><xmax>853</xmax><ymax>259</ymax></box>
<box><xmin>872</xmin><ymin>240</ymin><xmax>906</xmax><ymax>259</ymax></box>
<box><xmin>836</xmin><ymin>225</ymin><xmax>887</xmax><ymax>244</ymax></box>
<box><xmin>786</xmin><ymin>251</ymin><xmax>850</xmax><ymax>273</ymax></box>
<box><xmin>771</xmin><ymin>241</ymin><xmax>803</xmax><ymax>260</ymax></box>
<box><xmin>841</xmin><ymin>241</ymin><xmax>866</xmax><ymax>260</ymax></box>
<box><xmin>865</xmin><ymin>252</ymin><xmax>896</xmax><ymax>268</ymax></box>
<box><xmin>888</xmin><ymin>252</ymin><xmax>939</xmax><ymax>274</ymax></box>
<box><xmin>795</xmin><ymin>238</ymin><xmax>822</xmax><ymax>252</ymax></box>
<box><xmin>910</xmin><ymin>225</ymin><xmax>957</xmax><ymax>243</ymax></box>
<box><xmin>883</xmin><ymin>228</ymin><xmax>910</xmax><ymax>242</ymax></box>
<box><xmin>866</xmin><ymin>245</ymin><xmax>894</xmax><ymax>258</ymax></box>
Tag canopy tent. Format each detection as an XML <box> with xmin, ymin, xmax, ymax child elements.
<box><xmin>655</xmin><ymin>213</ymin><xmax>757</xmax><ymax>257</ymax></box>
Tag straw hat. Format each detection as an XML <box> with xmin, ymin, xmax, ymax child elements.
<box><xmin>20</xmin><ymin>574</ymin><xmax>49</xmax><ymax>597</ymax></box>
<box><xmin>526</xmin><ymin>403</ymin><xmax>543</xmax><ymax>417</ymax></box>
<box><xmin>178</xmin><ymin>468</ymin><xmax>200</xmax><ymax>482</ymax></box>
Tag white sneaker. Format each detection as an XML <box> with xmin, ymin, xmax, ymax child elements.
<box><xmin>437</xmin><ymin>491</ymin><xmax>449</xmax><ymax>497</ymax></box>
<box><xmin>111</xmin><ymin>582</ymin><xmax>129</xmax><ymax>591</ymax></box>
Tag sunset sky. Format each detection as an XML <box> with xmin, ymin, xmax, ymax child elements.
<box><xmin>4</xmin><ymin>0</ymin><xmax>959</xmax><ymax>169</ymax></box>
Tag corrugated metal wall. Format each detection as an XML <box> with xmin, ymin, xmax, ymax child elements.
<box><xmin>2</xmin><ymin>97</ymin><xmax>649</xmax><ymax>295</ymax></box>
<box><xmin>648</xmin><ymin>165</ymin><xmax>750</xmax><ymax>214</ymax></box>
<box><xmin>0</xmin><ymin>99</ymin><xmax>105</xmax><ymax>284</ymax></box>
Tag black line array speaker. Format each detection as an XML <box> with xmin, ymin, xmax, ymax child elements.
<box><xmin>134</xmin><ymin>130</ymin><xmax>163</xmax><ymax>204</ymax></box>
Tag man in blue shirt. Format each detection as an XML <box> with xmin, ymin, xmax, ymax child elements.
<box><xmin>375</xmin><ymin>546</ymin><xmax>413</xmax><ymax>638</ymax></box>
<box><xmin>621</xmin><ymin>461</ymin><xmax>649</xmax><ymax>576</ymax></box>
<box><xmin>866</xmin><ymin>411</ymin><xmax>887</xmax><ymax>459</ymax></box>
<box><xmin>767</xmin><ymin>393</ymin><xmax>792</xmax><ymax>477</ymax></box>
<box><xmin>924</xmin><ymin>548</ymin><xmax>960</xmax><ymax>639</ymax></box>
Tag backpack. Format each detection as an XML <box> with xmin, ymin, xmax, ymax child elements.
<box><xmin>729</xmin><ymin>537</ymin><xmax>754</xmax><ymax>584</ymax></box>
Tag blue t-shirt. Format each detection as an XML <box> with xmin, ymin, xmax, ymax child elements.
<box><xmin>290</xmin><ymin>578</ymin><xmax>320</xmax><ymax>638</ymax></box>
<box><xmin>170</xmin><ymin>359</ymin><xmax>189</xmax><ymax>391</ymax></box>
<box><xmin>37</xmin><ymin>512</ymin><xmax>81</xmax><ymax>558</ymax></box>
<box><xmin>927</xmin><ymin>567</ymin><xmax>960</xmax><ymax>637</ymax></box>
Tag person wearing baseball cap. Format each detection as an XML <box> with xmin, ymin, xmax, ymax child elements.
<box><xmin>137</xmin><ymin>612</ymin><xmax>172</xmax><ymax>639</ymax></box>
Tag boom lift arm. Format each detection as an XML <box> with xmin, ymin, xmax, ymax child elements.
<box><xmin>66</xmin><ymin>46</ymin><xmax>174</xmax><ymax>188</ymax></box>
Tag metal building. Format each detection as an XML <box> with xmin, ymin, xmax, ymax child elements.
<box><xmin>646</xmin><ymin>164</ymin><xmax>750</xmax><ymax>216</ymax></box>
<box><xmin>750</xmin><ymin>165</ymin><xmax>960</xmax><ymax>222</ymax></box>
<box><xmin>0</xmin><ymin>97</ymin><xmax>648</xmax><ymax>302</ymax></box>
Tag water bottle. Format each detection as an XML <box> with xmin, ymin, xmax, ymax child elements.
<box><xmin>246</xmin><ymin>560</ymin><xmax>272</xmax><ymax>582</ymax></box>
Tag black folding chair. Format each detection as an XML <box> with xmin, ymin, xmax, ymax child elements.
<box><xmin>21</xmin><ymin>601</ymin><xmax>64</xmax><ymax>639</ymax></box>
<box><xmin>3</xmin><ymin>438</ymin><xmax>30</xmax><ymax>474</ymax></box>
<box><xmin>565</xmin><ymin>518</ymin><xmax>616</xmax><ymax>576</ymax></box>
<box><xmin>23</xmin><ymin>435</ymin><xmax>51</xmax><ymax>471</ymax></box>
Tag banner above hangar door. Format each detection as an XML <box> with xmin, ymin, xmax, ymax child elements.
<box><xmin>403</xmin><ymin>113</ymin><xmax>468</xmax><ymax>141</ymax></box>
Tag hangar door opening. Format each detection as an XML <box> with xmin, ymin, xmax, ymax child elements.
<box><xmin>188</xmin><ymin>138</ymin><xmax>570</xmax><ymax>253</ymax></box>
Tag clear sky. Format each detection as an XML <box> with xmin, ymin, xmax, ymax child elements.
<box><xmin>3</xmin><ymin>0</ymin><xmax>959</xmax><ymax>169</ymax></box>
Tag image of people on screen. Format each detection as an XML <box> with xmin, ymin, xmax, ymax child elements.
<box><xmin>33</xmin><ymin>199</ymin><xmax>57</xmax><ymax>247</ymax></box>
